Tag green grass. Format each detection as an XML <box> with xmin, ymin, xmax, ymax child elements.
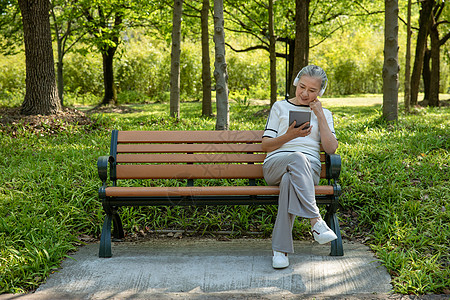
<box><xmin>0</xmin><ymin>99</ymin><xmax>449</xmax><ymax>294</ymax></box>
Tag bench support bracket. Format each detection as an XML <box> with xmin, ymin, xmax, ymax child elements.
<box><xmin>99</xmin><ymin>214</ymin><xmax>112</xmax><ymax>258</ymax></box>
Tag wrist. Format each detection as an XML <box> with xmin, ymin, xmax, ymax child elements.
<box><xmin>284</xmin><ymin>130</ymin><xmax>296</xmax><ymax>141</ymax></box>
<box><xmin>314</xmin><ymin>109</ymin><xmax>325</xmax><ymax>119</ymax></box>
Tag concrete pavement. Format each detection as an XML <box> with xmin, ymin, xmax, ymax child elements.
<box><xmin>5</xmin><ymin>238</ymin><xmax>394</xmax><ymax>299</ymax></box>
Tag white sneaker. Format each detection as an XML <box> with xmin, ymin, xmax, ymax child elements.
<box><xmin>312</xmin><ymin>219</ymin><xmax>338</xmax><ymax>244</ymax></box>
<box><xmin>272</xmin><ymin>251</ymin><xmax>289</xmax><ymax>269</ymax></box>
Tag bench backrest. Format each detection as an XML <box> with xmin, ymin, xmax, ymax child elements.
<box><xmin>109</xmin><ymin>130</ymin><xmax>328</xmax><ymax>181</ymax></box>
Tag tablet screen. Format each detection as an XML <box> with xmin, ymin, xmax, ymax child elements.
<box><xmin>289</xmin><ymin>111</ymin><xmax>311</xmax><ymax>129</ymax></box>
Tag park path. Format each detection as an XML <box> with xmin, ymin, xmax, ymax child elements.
<box><xmin>5</xmin><ymin>238</ymin><xmax>394</xmax><ymax>299</ymax></box>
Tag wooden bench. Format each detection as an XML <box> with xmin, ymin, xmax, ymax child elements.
<box><xmin>97</xmin><ymin>130</ymin><xmax>343</xmax><ymax>258</ymax></box>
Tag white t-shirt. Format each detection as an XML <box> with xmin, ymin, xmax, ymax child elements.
<box><xmin>263</xmin><ymin>99</ymin><xmax>336</xmax><ymax>164</ymax></box>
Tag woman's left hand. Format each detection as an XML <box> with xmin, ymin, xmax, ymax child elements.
<box><xmin>309</xmin><ymin>97</ymin><xmax>338</xmax><ymax>154</ymax></box>
<box><xmin>309</xmin><ymin>98</ymin><xmax>324</xmax><ymax>117</ymax></box>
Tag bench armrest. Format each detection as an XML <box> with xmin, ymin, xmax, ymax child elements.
<box><xmin>326</xmin><ymin>154</ymin><xmax>341</xmax><ymax>180</ymax></box>
<box><xmin>97</xmin><ymin>156</ymin><xmax>113</xmax><ymax>184</ymax></box>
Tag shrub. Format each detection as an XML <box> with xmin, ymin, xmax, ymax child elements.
<box><xmin>0</xmin><ymin>53</ymin><xmax>26</xmax><ymax>99</ymax></box>
<box><xmin>63</xmin><ymin>52</ymin><xmax>104</xmax><ymax>96</ymax></box>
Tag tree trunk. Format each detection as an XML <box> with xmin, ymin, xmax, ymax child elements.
<box><xmin>51</xmin><ymin>4</ymin><xmax>64</xmax><ymax>107</ymax></box>
<box><xmin>102</xmin><ymin>47</ymin><xmax>117</xmax><ymax>105</ymax></box>
<box><xmin>290</xmin><ymin>0</ymin><xmax>309</xmax><ymax>97</ymax></box>
<box><xmin>18</xmin><ymin>0</ymin><xmax>61</xmax><ymax>115</ymax></box>
<box><xmin>422</xmin><ymin>48</ymin><xmax>431</xmax><ymax>104</ymax></box>
<box><xmin>213</xmin><ymin>0</ymin><xmax>229</xmax><ymax>130</ymax></box>
<box><xmin>57</xmin><ymin>60</ymin><xmax>64</xmax><ymax>106</ymax></box>
<box><xmin>428</xmin><ymin>10</ymin><xmax>440</xmax><ymax>107</ymax></box>
<box><xmin>382</xmin><ymin>0</ymin><xmax>399</xmax><ymax>122</ymax></box>
<box><xmin>269</xmin><ymin>0</ymin><xmax>277</xmax><ymax>106</ymax></box>
<box><xmin>288</xmin><ymin>38</ymin><xmax>294</xmax><ymax>96</ymax></box>
<box><xmin>201</xmin><ymin>0</ymin><xmax>212</xmax><ymax>117</ymax></box>
<box><xmin>170</xmin><ymin>0</ymin><xmax>183</xmax><ymax>119</ymax></box>
<box><xmin>410</xmin><ymin>0</ymin><xmax>434</xmax><ymax>106</ymax></box>
<box><xmin>403</xmin><ymin>0</ymin><xmax>412</xmax><ymax>113</ymax></box>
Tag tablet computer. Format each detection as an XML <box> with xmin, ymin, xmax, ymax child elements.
<box><xmin>289</xmin><ymin>111</ymin><xmax>311</xmax><ymax>129</ymax></box>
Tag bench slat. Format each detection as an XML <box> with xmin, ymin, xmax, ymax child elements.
<box><xmin>116</xmin><ymin>164</ymin><xmax>264</xmax><ymax>179</ymax></box>
<box><xmin>116</xmin><ymin>164</ymin><xmax>327</xmax><ymax>179</ymax></box>
<box><xmin>116</xmin><ymin>153</ymin><xmax>327</xmax><ymax>163</ymax></box>
<box><xmin>105</xmin><ymin>185</ymin><xmax>334</xmax><ymax>196</ymax></box>
<box><xmin>116</xmin><ymin>143</ymin><xmax>263</xmax><ymax>154</ymax></box>
<box><xmin>116</xmin><ymin>130</ymin><xmax>326</xmax><ymax>150</ymax></box>
<box><xmin>117</xmin><ymin>130</ymin><xmax>264</xmax><ymax>143</ymax></box>
<box><xmin>116</xmin><ymin>153</ymin><xmax>267</xmax><ymax>163</ymax></box>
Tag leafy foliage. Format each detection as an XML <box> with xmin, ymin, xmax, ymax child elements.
<box><xmin>0</xmin><ymin>0</ymin><xmax>22</xmax><ymax>55</ymax></box>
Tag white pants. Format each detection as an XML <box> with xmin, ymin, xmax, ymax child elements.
<box><xmin>263</xmin><ymin>152</ymin><xmax>321</xmax><ymax>253</ymax></box>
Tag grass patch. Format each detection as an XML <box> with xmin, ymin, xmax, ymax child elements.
<box><xmin>0</xmin><ymin>99</ymin><xmax>449</xmax><ymax>294</ymax></box>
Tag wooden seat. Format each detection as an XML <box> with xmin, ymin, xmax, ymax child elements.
<box><xmin>97</xmin><ymin>130</ymin><xmax>343</xmax><ymax>258</ymax></box>
<box><xmin>104</xmin><ymin>185</ymin><xmax>335</xmax><ymax>197</ymax></box>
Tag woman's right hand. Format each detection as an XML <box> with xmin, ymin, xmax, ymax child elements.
<box><xmin>261</xmin><ymin>121</ymin><xmax>312</xmax><ymax>153</ymax></box>
<box><xmin>286</xmin><ymin>120</ymin><xmax>312</xmax><ymax>139</ymax></box>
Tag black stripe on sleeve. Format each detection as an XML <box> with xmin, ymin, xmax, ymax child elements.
<box><xmin>264</xmin><ymin>128</ymin><xmax>278</xmax><ymax>134</ymax></box>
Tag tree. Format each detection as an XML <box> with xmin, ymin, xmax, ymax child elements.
<box><xmin>410</xmin><ymin>0</ymin><xmax>449</xmax><ymax>107</ymax></box>
<box><xmin>423</xmin><ymin>48</ymin><xmax>432</xmax><ymax>102</ymax></box>
<box><xmin>268</xmin><ymin>0</ymin><xmax>276</xmax><ymax>106</ymax></box>
<box><xmin>201</xmin><ymin>0</ymin><xmax>213</xmax><ymax>116</ymax></box>
<box><xmin>404</xmin><ymin>0</ymin><xmax>412</xmax><ymax>113</ymax></box>
<box><xmin>410</xmin><ymin>0</ymin><xmax>434</xmax><ymax>106</ymax></box>
<box><xmin>214</xmin><ymin>0</ymin><xmax>229</xmax><ymax>130</ymax></box>
<box><xmin>426</xmin><ymin>1</ymin><xmax>449</xmax><ymax>107</ymax></box>
<box><xmin>80</xmin><ymin>1</ymin><xmax>128</xmax><ymax>106</ymax></box>
<box><xmin>50</xmin><ymin>0</ymin><xmax>86</xmax><ymax>106</ymax></box>
<box><xmin>290</xmin><ymin>0</ymin><xmax>310</xmax><ymax>97</ymax></box>
<box><xmin>382</xmin><ymin>0</ymin><xmax>399</xmax><ymax>122</ymax></box>
<box><xmin>223</xmin><ymin>0</ymin><xmax>286</xmax><ymax>100</ymax></box>
<box><xmin>179</xmin><ymin>0</ymin><xmax>213</xmax><ymax>116</ymax></box>
<box><xmin>170</xmin><ymin>0</ymin><xmax>183</xmax><ymax>119</ymax></box>
<box><xmin>18</xmin><ymin>0</ymin><xmax>61</xmax><ymax>115</ymax></box>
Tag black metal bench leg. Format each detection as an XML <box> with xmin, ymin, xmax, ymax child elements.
<box><xmin>325</xmin><ymin>209</ymin><xmax>344</xmax><ymax>256</ymax></box>
<box><xmin>99</xmin><ymin>213</ymin><xmax>113</xmax><ymax>258</ymax></box>
<box><xmin>112</xmin><ymin>211</ymin><xmax>125</xmax><ymax>239</ymax></box>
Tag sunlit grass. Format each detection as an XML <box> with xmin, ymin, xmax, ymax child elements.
<box><xmin>0</xmin><ymin>100</ymin><xmax>449</xmax><ymax>294</ymax></box>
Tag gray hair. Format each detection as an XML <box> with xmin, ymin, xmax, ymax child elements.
<box><xmin>293</xmin><ymin>65</ymin><xmax>328</xmax><ymax>96</ymax></box>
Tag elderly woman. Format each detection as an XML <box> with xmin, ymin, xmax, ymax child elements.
<box><xmin>262</xmin><ymin>65</ymin><xmax>338</xmax><ymax>269</ymax></box>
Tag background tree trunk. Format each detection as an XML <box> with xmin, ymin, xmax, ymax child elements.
<box><xmin>102</xmin><ymin>48</ymin><xmax>117</xmax><ymax>105</ymax></box>
<box><xmin>18</xmin><ymin>0</ymin><xmax>60</xmax><ymax>115</ymax></box>
<box><xmin>213</xmin><ymin>0</ymin><xmax>229</xmax><ymax>130</ymax></box>
<box><xmin>428</xmin><ymin>5</ymin><xmax>442</xmax><ymax>107</ymax></box>
<box><xmin>51</xmin><ymin>4</ymin><xmax>64</xmax><ymax>107</ymax></box>
<box><xmin>57</xmin><ymin>61</ymin><xmax>64</xmax><ymax>107</ymax></box>
<box><xmin>410</xmin><ymin>0</ymin><xmax>434</xmax><ymax>106</ymax></box>
<box><xmin>82</xmin><ymin>6</ymin><xmax>123</xmax><ymax>107</ymax></box>
<box><xmin>403</xmin><ymin>0</ymin><xmax>412</xmax><ymax>113</ymax></box>
<box><xmin>422</xmin><ymin>48</ymin><xmax>431</xmax><ymax>104</ymax></box>
<box><xmin>290</xmin><ymin>0</ymin><xmax>309</xmax><ymax>97</ymax></box>
<box><xmin>382</xmin><ymin>0</ymin><xmax>399</xmax><ymax>122</ymax></box>
<box><xmin>269</xmin><ymin>0</ymin><xmax>277</xmax><ymax>106</ymax></box>
<box><xmin>201</xmin><ymin>0</ymin><xmax>212</xmax><ymax>117</ymax></box>
<box><xmin>288</xmin><ymin>38</ymin><xmax>294</xmax><ymax>96</ymax></box>
<box><xmin>170</xmin><ymin>0</ymin><xmax>183</xmax><ymax>119</ymax></box>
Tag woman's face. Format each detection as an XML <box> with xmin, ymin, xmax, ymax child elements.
<box><xmin>295</xmin><ymin>75</ymin><xmax>322</xmax><ymax>105</ymax></box>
